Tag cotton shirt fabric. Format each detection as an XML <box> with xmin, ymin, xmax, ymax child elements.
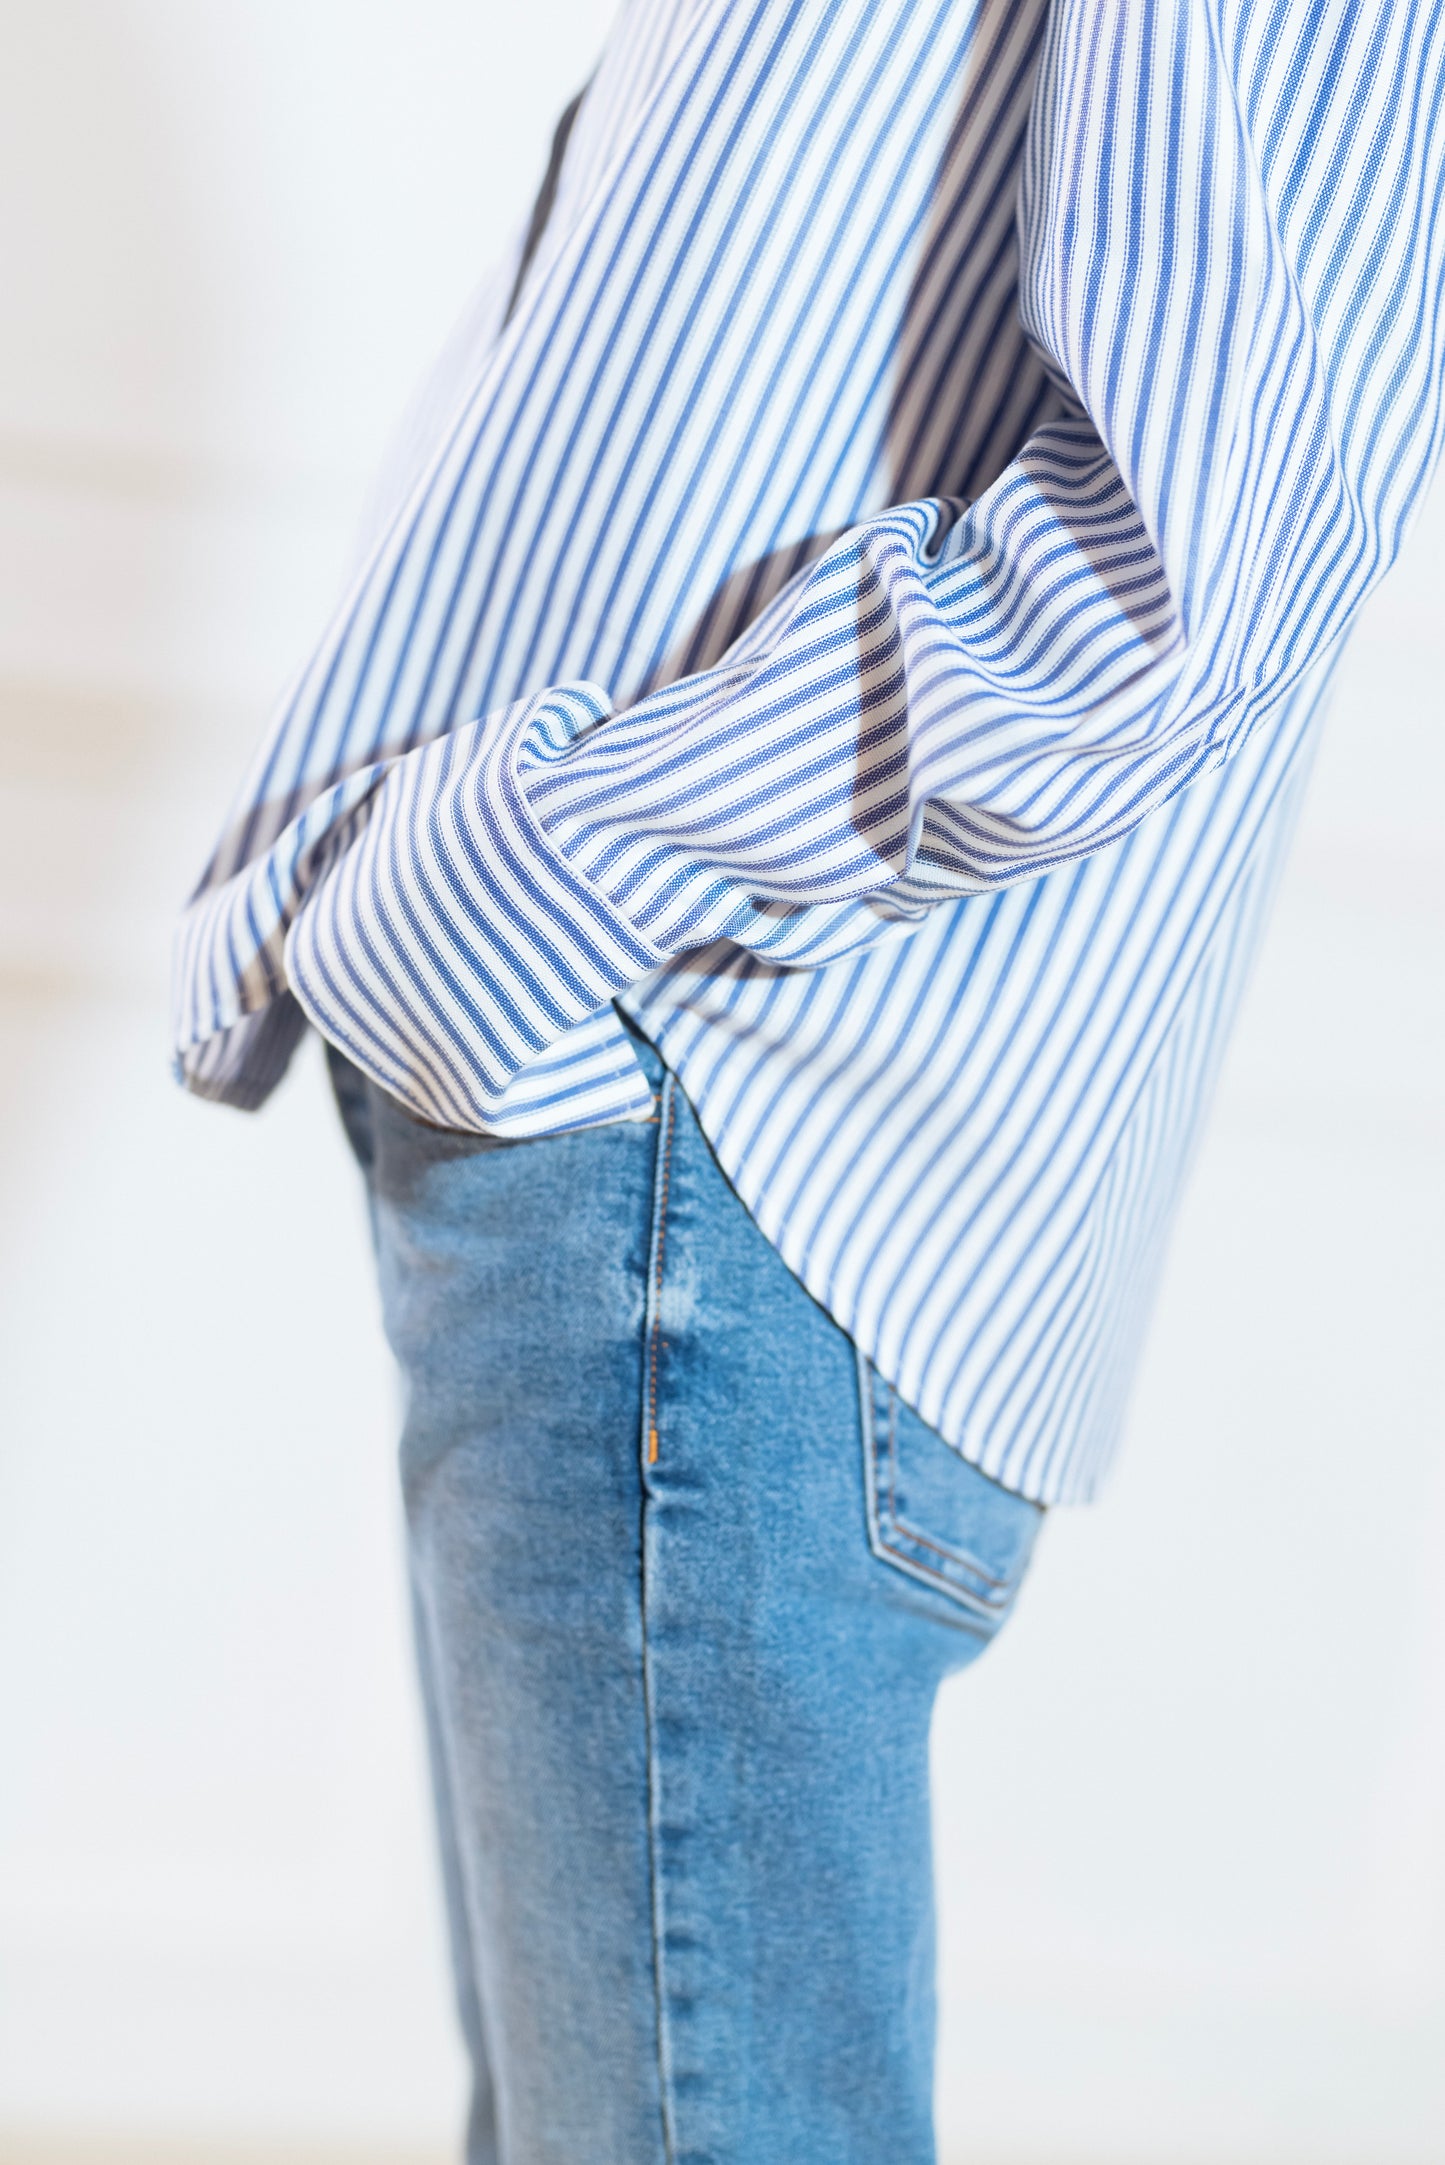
<box><xmin>174</xmin><ymin>0</ymin><xmax>1445</xmax><ymax>1503</ymax></box>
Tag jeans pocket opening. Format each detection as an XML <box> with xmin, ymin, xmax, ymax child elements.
<box><xmin>858</xmin><ymin>1351</ymin><xmax>1042</xmax><ymax>1628</ymax></box>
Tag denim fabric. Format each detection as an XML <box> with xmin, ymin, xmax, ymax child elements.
<box><xmin>330</xmin><ymin>1026</ymin><xmax>1043</xmax><ymax>2165</ymax></box>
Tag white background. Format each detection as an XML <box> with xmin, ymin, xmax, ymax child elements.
<box><xmin>0</xmin><ymin>4</ymin><xmax>1442</xmax><ymax>2160</ymax></box>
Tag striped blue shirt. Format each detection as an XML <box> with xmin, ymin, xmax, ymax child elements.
<box><xmin>174</xmin><ymin>0</ymin><xmax>1445</xmax><ymax>1503</ymax></box>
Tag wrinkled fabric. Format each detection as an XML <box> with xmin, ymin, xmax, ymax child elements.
<box><xmin>175</xmin><ymin>2</ymin><xmax>1445</xmax><ymax>1498</ymax></box>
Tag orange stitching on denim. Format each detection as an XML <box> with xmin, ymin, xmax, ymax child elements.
<box><xmin>646</xmin><ymin>1084</ymin><xmax>676</xmax><ymax>1466</ymax></box>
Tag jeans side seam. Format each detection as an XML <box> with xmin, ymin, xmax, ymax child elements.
<box><xmin>640</xmin><ymin>1070</ymin><xmax>679</xmax><ymax>2165</ymax></box>
<box><xmin>644</xmin><ymin>1076</ymin><xmax>677</xmax><ymax>1466</ymax></box>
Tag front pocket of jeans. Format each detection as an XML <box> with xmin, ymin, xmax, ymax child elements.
<box><xmin>858</xmin><ymin>1353</ymin><xmax>1043</xmax><ymax>1627</ymax></box>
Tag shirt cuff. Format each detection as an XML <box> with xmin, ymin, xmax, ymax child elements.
<box><xmin>282</xmin><ymin>684</ymin><xmax>667</xmax><ymax>1131</ymax></box>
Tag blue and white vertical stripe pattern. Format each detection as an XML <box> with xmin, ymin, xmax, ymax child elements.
<box><xmin>174</xmin><ymin>0</ymin><xmax>1445</xmax><ymax>1503</ymax></box>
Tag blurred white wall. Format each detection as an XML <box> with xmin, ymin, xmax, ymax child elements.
<box><xmin>0</xmin><ymin>4</ymin><xmax>1441</xmax><ymax>2160</ymax></box>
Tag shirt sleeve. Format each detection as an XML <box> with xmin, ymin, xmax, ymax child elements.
<box><xmin>175</xmin><ymin>2</ymin><xmax>1445</xmax><ymax>1129</ymax></box>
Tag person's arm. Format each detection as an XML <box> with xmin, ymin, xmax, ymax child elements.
<box><xmin>176</xmin><ymin>3</ymin><xmax>1445</xmax><ymax>1128</ymax></box>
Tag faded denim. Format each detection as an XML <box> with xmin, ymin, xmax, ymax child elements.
<box><xmin>330</xmin><ymin>1023</ymin><xmax>1043</xmax><ymax>2165</ymax></box>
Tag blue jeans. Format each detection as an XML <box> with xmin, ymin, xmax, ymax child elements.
<box><xmin>330</xmin><ymin>1023</ymin><xmax>1043</xmax><ymax>2165</ymax></box>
